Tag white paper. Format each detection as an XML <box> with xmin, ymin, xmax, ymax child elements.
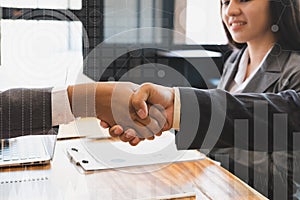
<box><xmin>58</xmin><ymin>118</ymin><xmax>110</xmax><ymax>139</ymax></box>
<box><xmin>67</xmin><ymin>131</ymin><xmax>205</xmax><ymax>171</ymax></box>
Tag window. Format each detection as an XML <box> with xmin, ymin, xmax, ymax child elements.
<box><xmin>174</xmin><ymin>0</ymin><xmax>227</xmax><ymax>45</ymax></box>
<box><xmin>103</xmin><ymin>0</ymin><xmax>227</xmax><ymax>45</ymax></box>
<box><xmin>0</xmin><ymin>1</ymin><xmax>83</xmax><ymax>89</ymax></box>
<box><xmin>104</xmin><ymin>0</ymin><xmax>164</xmax><ymax>44</ymax></box>
<box><xmin>0</xmin><ymin>0</ymin><xmax>81</xmax><ymax>10</ymax></box>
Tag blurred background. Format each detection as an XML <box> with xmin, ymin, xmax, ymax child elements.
<box><xmin>0</xmin><ymin>0</ymin><xmax>230</xmax><ymax>90</ymax></box>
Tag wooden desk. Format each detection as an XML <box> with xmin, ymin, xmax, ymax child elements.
<box><xmin>0</xmin><ymin>139</ymin><xmax>267</xmax><ymax>200</ymax></box>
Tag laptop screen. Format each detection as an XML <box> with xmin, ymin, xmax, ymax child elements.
<box><xmin>0</xmin><ymin>134</ymin><xmax>57</xmax><ymax>167</ymax></box>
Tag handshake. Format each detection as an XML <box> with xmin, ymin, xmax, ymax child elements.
<box><xmin>68</xmin><ymin>82</ymin><xmax>175</xmax><ymax>146</ymax></box>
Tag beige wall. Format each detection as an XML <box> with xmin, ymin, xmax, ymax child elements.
<box><xmin>173</xmin><ymin>0</ymin><xmax>186</xmax><ymax>44</ymax></box>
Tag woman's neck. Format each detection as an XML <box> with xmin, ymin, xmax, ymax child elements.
<box><xmin>247</xmin><ymin>30</ymin><xmax>277</xmax><ymax>66</ymax></box>
<box><xmin>247</xmin><ymin>42</ymin><xmax>274</xmax><ymax>66</ymax></box>
<box><xmin>243</xmin><ymin>41</ymin><xmax>274</xmax><ymax>80</ymax></box>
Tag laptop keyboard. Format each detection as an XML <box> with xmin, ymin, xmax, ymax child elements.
<box><xmin>0</xmin><ymin>137</ymin><xmax>47</xmax><ymax>162</ymax></box>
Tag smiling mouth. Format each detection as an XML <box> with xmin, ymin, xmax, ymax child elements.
<box><xmin>230</xmin><ymin>22</ymin><xmax>247</xmax><ymax>29</ymax></box>
<box><xmin>231</xmin><ymin>22</ymin><xmax>246</xmax><ymax>26</ymax></box>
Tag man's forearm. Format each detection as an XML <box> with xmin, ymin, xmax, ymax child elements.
<box><xmin>67</xmin><ymin>82</ymin><xmax>115</xmax><ymax>123</ymax></box>
<box><xmin>67</xmin><ymin>82</ymin><xmax>140</xmax><ymax>127</ymax></box>
<box><xmin>176</xmin><ymin>89</ymin><xmax>300</xmax><ymax>152</ymax></box>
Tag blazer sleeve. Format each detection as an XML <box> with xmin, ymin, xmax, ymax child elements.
<box><xmin>0</xmin><ymin>88</ymin><xmax>54</xmax><ymax>139</ymax></box>
<box><xmin>175</xmin><ymin>88</ymin><xmax>300</xmax><ymax>152</ymax></box>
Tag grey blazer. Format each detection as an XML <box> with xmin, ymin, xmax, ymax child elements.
<box><xmin>218</xmin><ymin>45</ymin><xmax>300</xmax><ymax>93</ymax></box>
<box><xmin>176</xmin><ymin>45</ymin><xmax>300</xmax><ymax>199</ymax></box>
<box><xmin>0</xmin><ymin>88</ymin><xmax>54</xmax><ymax>139</ymax></box>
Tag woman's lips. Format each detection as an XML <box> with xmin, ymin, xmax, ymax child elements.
<box><xmin>229</xmin><ymin>21</ymin><xmax>247</xmax><ymax>31</ymax></box>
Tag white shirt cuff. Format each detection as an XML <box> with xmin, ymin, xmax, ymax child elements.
<box><xmin>172</xmin><ymin>87</ymin><xmax>181</xmax><ymax>130</ymax></box>
<box><xmin>51</xmin><ymin>86</ymin><xmax>75</xmax><ymax>126</ymax></box>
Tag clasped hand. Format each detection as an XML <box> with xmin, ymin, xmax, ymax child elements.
<box><xmin>101</xmin><ymin>82</ymin><xmax>174</xmax><ymax>146</ymax></box>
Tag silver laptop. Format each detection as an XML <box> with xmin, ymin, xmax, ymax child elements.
<box><xmin>0</xmin><ymin>135</ymin><xmax>57</xmax><ymax>167</ymax></box>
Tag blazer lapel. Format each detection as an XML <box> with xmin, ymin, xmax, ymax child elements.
<box><xmin>242</xmin><ymin>45</ymin><xmax>290</xmax><ymax>93</ymax></box>
<box><xmin>218</xmin><ymin>48</ymin><xmax>245</xmax><ymax>90</ymax></box>
<box><xmin>242</xmin><ymin>71</ymin><xmax>281</xmax><ymax>93</ymax></box>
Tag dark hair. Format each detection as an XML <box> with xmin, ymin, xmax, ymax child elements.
<box><xmin>222</xmin><ymin>0</ymin><xmax>300</xmax><ymax>51</ymax></box>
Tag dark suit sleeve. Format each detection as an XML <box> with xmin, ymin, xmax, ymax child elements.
<box><xmin>175</xmin><ymin>88</ymin><xmax>300</xmax><ymax>152</ymax></box>
<box><xmin>0</xmin><ymin>88</ymin><xmax>55</xmax><ymax>139</ymax></box>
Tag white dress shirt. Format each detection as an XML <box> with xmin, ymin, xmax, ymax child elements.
<box><xmin>51</xmin><ymin>87</ymin><xmax>75</xmax><ymax>126</ymax></box>
<box><xmin>172</xmin><ymin>87</ymin><xmax>181</xmax><ymax>130</ymax></box>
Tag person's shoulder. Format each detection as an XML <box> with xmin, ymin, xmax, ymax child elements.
<box><xmin>222</xmin><ymin>48</ymin><xmax>244</xmax><ymax>73</ymax></box>
<box><xmin>226</xmin><ymin>48</ymin><xmax>241</xmax><ymax>63</ymax></box>
<box><xmin>280</xmin><ymin>50</ymin><xmax>300</xmax><ymax>77</ymax></box>
<box><xmin>285</xmin><ymin>50</ymin><xmax>300</xmax><ymax>65</ymax></box>
<box><xmin>289</xmin><ymin>50</ymin><xmax>300</xmax><ymax>58</ymax></box>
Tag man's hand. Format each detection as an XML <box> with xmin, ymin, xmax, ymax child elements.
<box><xmin>131</xmin><ymin>83</ymin><xmax>174</xmax><ymax>131</ymax></box>
<box><xmin>102</xmin><ymin>83</ymin><xmax>175</xmax><ymax>145</ymax></box>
